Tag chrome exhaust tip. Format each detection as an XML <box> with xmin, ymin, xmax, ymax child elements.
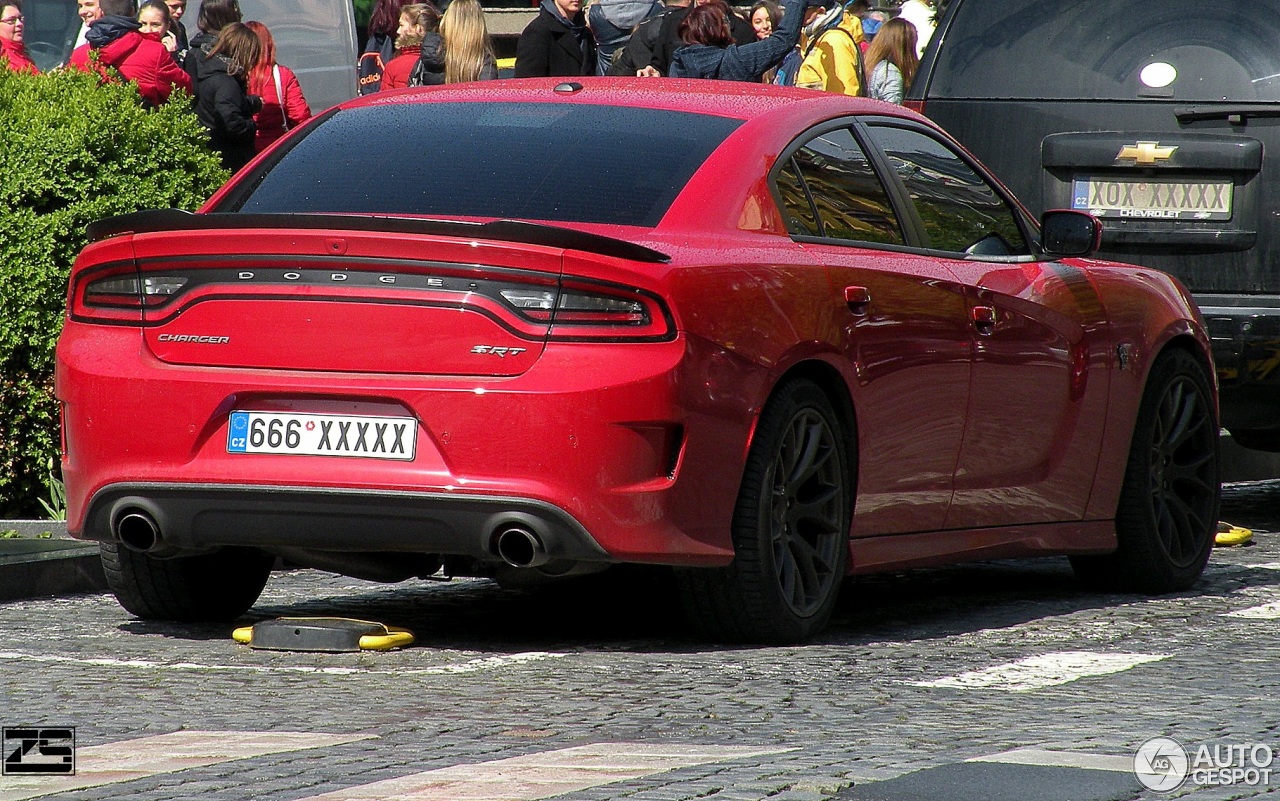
<box><xmin>115</xmin><ymin>510</ymin><xmax>162</xmax><ymax>553</ymax></box>
<box><xmin>494</xmin><ymin>526</ymin><xmax>550</xmax><ymax>568</ymax></box>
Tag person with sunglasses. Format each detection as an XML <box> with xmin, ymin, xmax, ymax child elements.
<box><xmin>0</xmin><ymin>1</ymin><xmax>36</xmax><ymax>72</ymax></box>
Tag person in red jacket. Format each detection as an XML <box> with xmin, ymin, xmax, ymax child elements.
<box><xmin>0</xmin><ymin>1</ymin><xmax>37</xmax><ymax>72</ymax></box>
<box><xmin>381</xmin><ymin>3</ymin><xmax>439</xmax><ymax>90</ymax></box>
<box><xmin>137</xmin><ymin>0</ymin><xmax>179</xmax><ymax>57</ymax></box>
<box><xmin>69</xmin><ymin>0</ymin><xmax>192</xmax><ymax>106</ymax></box>
<box><xmin>244</xmin><ymin>21</ymin><xmax>311</xmax><ymax>152</ymax></box>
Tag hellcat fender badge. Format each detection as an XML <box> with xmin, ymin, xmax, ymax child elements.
<box><xmin>1117</xmin><ymin>343</ymin><xmax>1133</xmax><ymax>370</ymax></box>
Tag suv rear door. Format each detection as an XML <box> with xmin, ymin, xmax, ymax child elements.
<box><xmin>909</xmin><ymin>0</ymin><xmax>1280</xmax><ymax>441</ymax></box>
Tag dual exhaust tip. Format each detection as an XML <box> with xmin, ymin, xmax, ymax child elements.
<box><xmin>113</xmin><ymin>505</ymin><xmax>554</xmax><ymax>570</ymax></box>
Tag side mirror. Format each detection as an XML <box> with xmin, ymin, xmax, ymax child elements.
<box><xmin>1041</xmin><ymin>210</ymin><xmax>1102</xmax><ymax>258</ymax></box>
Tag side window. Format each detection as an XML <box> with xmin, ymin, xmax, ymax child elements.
<box><xmin>867</xmin><ymin>125</ymin><xmax>1031</xmax><ymax>257</ymax></box>
<box><xmin>776</xmin><ymin>157</ymin><xmax>820</xmax><ymax>237</ymax></box>
<box><xmin>784</xmin><ymin>127</ymin><xmax>905</xmax><ymax>246</ymax></box>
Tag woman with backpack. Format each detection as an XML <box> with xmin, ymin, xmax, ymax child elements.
<box><xmin>359</xmin><ymin>0</ymin><xmax>412</xmax><ymax>93</ymax></box>
<box><xmin>245</xmin><ymin>20</ymin><xmax>311</xmax><ymax>152</ymax></box>
<box><xmin>658</xmin><ymin>0</ymin><xmax>808</xmax><ymax>82</ymax></box>
<box><xmin>863</xmin><ymin>16</ymin><xmax>917</xmax><ymax>104</ymax></box>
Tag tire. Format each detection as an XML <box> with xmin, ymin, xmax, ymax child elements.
<box><xmin>100</xmin><ymin>543</ymin><xmax>274</xmax><ymax>622</ymax></box>
<box><xmin>677</xmin><ymin>379</ymin><xmax>853</xmax><ymax>644</ymax></box>
<box><xmin>1071</xmin><ymin>348</ymin><xmax>1219</xmax><ymax>593</ymax></box>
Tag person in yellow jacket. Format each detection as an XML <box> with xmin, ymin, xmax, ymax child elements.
<box><xmin>795</xmin><ymin>3</ymin><xmax>865</xmax><ymax>95</ymax></box>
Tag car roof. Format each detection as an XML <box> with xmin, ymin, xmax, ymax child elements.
<box><xmin>347</xmin><ymin>77</ymin><xmax>928</xmax><ymax>127</ymax></box>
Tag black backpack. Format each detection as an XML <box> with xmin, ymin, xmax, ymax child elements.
<box><xmin>357</xmin><ymin>50</ymin><xmax>385</xmax><ymax>95</ymax></box>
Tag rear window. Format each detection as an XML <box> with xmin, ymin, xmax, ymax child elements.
<box><xmin>223</xmin><ymin>102</ymin><xmax>743</xmax><ymax>228</ymax></box>
<box><xmin>929</xmin><ymin>0</ymin><xmax>1280</xmax><ymax>102</ymax></box>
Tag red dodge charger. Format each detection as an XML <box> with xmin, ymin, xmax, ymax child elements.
<box><xmin>55</xmin><ymin>79</ymin><xmax>1220</xmax><ymax>643</ymax></box>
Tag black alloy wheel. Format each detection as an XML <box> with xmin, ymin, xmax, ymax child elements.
<box><xmin>1147</xmin><ymin>370</ymin><xmax>1219</xmax><ymax>568</ymax></box>
<box><xmin>677</xmin><ymin>379</ymin><xmax>853</xmax><ymax>643</ymax></box>
<box><xmin>1071</xmin><ymin>348</ymin><xmax>1219</xmax><ymax>592</ymax></box>
<box><xmin>766</xmin><ymin>406</ymin><xmax>848</xmax><ymax>618</ymax></box>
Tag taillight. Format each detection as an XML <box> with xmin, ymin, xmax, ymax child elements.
<box><xmin>84</xmin><ymin>275</ymin><xmax>188</xmax><ymax>307</ymax></box>
<box><xmin>903</xmin><ymin>99</ymin><xmax>926</xmax><ymax>114</ymax></box>
<box><xmin>69</xmin><ymin>263</ymin><xmax>140</xmax><ymax>323</ymax></box>
<box><xmin>499</xmin><ymin>280</ymin><xmax>672</xmax><ymax>341</ymax></box>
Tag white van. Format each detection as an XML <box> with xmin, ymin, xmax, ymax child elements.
<box><xmin>22</xmin><ymin>0</ymin><xmax>357</xmax><ymax>114</ymax></box>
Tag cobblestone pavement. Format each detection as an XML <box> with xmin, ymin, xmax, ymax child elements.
<box><xmin>1</xmin><ymin>482</ymin><xmax>1279</xmax><ymax>801</ymax></box>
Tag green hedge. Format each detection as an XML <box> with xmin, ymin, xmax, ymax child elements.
<box><xmin>0</xmin><ymin>68</ymin><xmax>228</xmax><ymax>517</ymax></box>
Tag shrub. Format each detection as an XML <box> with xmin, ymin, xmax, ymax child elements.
<box><xmin>0</xmin><ymin>68</ymin><xmax>228</xmax><ymax>517</ymax></box>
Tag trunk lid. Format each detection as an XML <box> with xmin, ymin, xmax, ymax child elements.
<box><xmin>134</xmin><ymin>226</ymin><xmax>564</xmax><ymax>377</ymax></box>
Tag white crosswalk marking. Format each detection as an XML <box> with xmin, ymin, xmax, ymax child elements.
<box><xmin>0</xmin><ymin>650</ymin><xmax>565</xmax><ymax>676</ymax></box>
<box><xmin>1225</xmin><ymin>600</ymin><xmax>1280</xmax><ymax>619</ymax></box>
<box><xmin>293</xmin><ymin>743</ymin><xmax>792</xmax><ymax>801</ymax></box>
<box><xmin>0</xmin><ymin>731</ymin><xmax>374</xmax><ymax>801</ymax></box>
<box><xmin>968</xmin><ymin>747</ymin><xmax>1134</xmax><ymax>772</ymax></box>
<box><xmin>912</xmin><ymin>651</ymin><xmax>1167</xmax><ymax>692</ymax></box>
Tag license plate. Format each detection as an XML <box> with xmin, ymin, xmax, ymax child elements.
<box><xmin>1071</xmin><ymin>177</ymin><xmax>1232</xmax><ymax>221</ymax></box>
<box><xmin>227</xmin><ymin>411</ymin><xmax>417</xmax><ymax>460</ymax></box>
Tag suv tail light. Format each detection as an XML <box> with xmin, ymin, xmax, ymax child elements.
<box><xmin>904</xmin><ymin>99</ymin><xmax>926</xmax><ymax>114</ymax></box>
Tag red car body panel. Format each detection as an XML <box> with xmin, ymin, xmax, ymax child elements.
<box><xmin>57</xmin><ymin>79</ymin><xmax>1215</xmax><ymax>580</ymax></box>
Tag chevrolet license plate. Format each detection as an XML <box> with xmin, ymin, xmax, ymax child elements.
<box><xmin>1072</xmin><ymin>177</ymin><xmax>1232</xmax><ymax>220</ymax></box>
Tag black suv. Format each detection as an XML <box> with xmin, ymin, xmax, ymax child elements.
<box><xmin>908</xmin><ymin>0</ymin><xmax>1280</xmax><ymax>449</ymax></box>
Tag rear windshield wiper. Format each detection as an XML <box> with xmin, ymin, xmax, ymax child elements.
<box><xmin>1175</xmin><ymin>104</ymin><xmax>1280</xmax><ymax>124</ymax></box>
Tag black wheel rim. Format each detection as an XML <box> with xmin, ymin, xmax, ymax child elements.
<box><xmin>765</xmin><ymin>408</ymin><xmax>846</xmax><ymax>618</ymax></box>
<box><xmin>1148</xmin><ymin>375</ymin><xmax>1217</xmax><ymax>567</ymax></box>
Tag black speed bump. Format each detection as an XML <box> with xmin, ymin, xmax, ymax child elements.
<box><xmin>232</xmin><ymin>617</ymin><xmax>414</xmax><ymax>652</ymax></box>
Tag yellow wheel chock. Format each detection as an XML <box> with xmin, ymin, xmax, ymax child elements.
<box><xmin>1215</xmin><ymin>522</ymin><xmax>1254</xmax><ymax>548</ymax></box>
<box><xmin>233</xmin><ymin>617</ymin><xmax>414</xmax><ymax>652</ymax></box>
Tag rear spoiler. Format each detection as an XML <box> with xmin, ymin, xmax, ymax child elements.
<box><xmin>85</xmin><ymin>209</ymin><xmax>671</xmax><ymax>264</ymax></box>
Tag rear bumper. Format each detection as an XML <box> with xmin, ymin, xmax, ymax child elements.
<box><xmin>1198</xmin><ymin>293</ymin><xmax>1280</xmax><ymax>433</ymax></box>
<box><xmin>80</xmin><ymin>483</ymin><xmax>612</xmax><ymax>563</ymax></box>
<box><xmin>56</xmin><ymin>324</ymin><xmax>753</xmax><ymax>566</ymax></box>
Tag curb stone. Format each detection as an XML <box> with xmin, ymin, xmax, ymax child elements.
<box><xmin>0</xmin><ymin>519</ymin><xmax>107</xmax><ymax>601</ymax></box>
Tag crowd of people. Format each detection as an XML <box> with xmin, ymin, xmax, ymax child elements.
<box><xmin>0</xmin><ymin>0</ymin><xmax>934</xmax><ymax>168</ymax></box>
<box><xmin>0</xmin><ymin>0</ymin><xmax>310</xmax><ymax>171</ymax></box>
<box><xmin>354</xmin><ymin>0</ymin><xmax>931</xmax><ymax>100</ymax></box>
<box><xmin>512</xmin><ymin>0</ymin><xmax>932</xmax><ymax>100</ymax></box>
